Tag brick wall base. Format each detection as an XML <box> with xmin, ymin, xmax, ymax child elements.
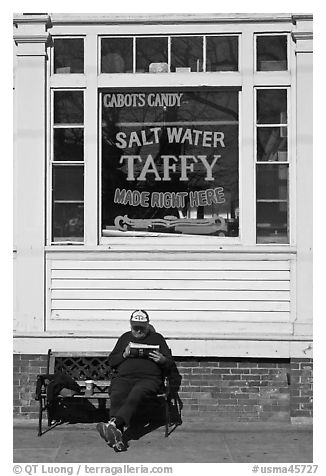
<box><xmin>13</xmin><ymin>354</ymin><xmax>313</xmax><ymax>422</ymax></box>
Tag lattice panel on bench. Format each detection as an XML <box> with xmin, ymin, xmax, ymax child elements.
<box><xmin>54</xmin><ymin>356</ymin><xmax>112</xmax><ymax>380</ymax></box>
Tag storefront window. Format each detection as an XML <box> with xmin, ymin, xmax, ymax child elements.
<box><xmin>101</xmin><ymin>38</ymin><xmax>133</xmax><ymax>73</ymax></box>
<box><xmin>256</xmin><ymin>88</ymin><xmax>289</xmax><ymax>243</ymax></box>
<box><xmin>100</xmin><ymin>35</ymin><xmax>239</xmax><ymax>74</ymax></box>
<box><xmin>171</xmin><ymin>37</ymin><xmax>203</xmax><ymax>72</ymax></box>
<box><xmin>53</xmin><ymin>128</ymin><xmax>84</xmax><ymax>162</ymax></box>
<box><xmin>101</xmin><ymin>89</ymin><xmax>239</xmax><ymax>237</ymax></box>
<box><xmin>136</xmin><ymin>37</ymin><xmax>168</xmax><ymax>73</ymax></box>
<box><xmin>52</xmin><ymin>90</ymin><xmax>85</xmax><ymax>242</ymax></box>
<box><xmin>256</xmin><ymin>35</ymin><xmax>287</xmax><ymax>71</ymax></box>
<box><xmin>53</xmin><ymin>38</ymin><xmax>84</xmax><ymax>74</ymax></box>
<box><xmin>54</xmin><ymin>90</ymin><xmax>84</xmax><ymax>124</ymax></box>
<box><xmin>206</xmin><ymin>36</ymin><xmax>238</xmax><ymax>71</ymax></box>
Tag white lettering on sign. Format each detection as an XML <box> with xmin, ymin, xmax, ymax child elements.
<box><xmin>115</xmin><ymin>127</ymin><xmax>225</xmax><ymax>149</ymax></box>
<box><xmin>119</xmin><ymin>155</ymin><xmax>221</xmax><ymax>182</ymax></box>
<box><xmin>113</xmin><ymin>188</ymin><xmax>225</xmax><ymax>208</ymax></box>
<box><xmin>103</xmin><ymin>93</ymin><xmax>183</xmax><ymax>108</ymax></box>
<box><xmin>115</xmin><ymin>127</ymin><xmax>161</xmax><ymax>149</ymax></box>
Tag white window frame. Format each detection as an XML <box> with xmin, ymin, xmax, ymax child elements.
<box><xmin>50</xmin><ymin>35</ymin><xmax>86</xmax><ymax>76</ymax></box>
<box><xmin>254</xmin><ymin>86</ymin><xmax>291</xmax><ymax>245</ymax></box>
<box><xmin>46</xmin><ymin>22</ymin><xmax>296</xmax><ymax>250</ymax></box>
<box><xmin>254</xmin><ymin>32</ymin><xmax>290</xmax><ymax>73</ymax></box>
<box><xmin>48</xmin><ymin>88</ymin><xmax>85</xmax><ymax>245</ymax></box>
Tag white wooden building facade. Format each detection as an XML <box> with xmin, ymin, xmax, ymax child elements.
<box><xmin>13</xmin><ymin>13</ymin><xmax>313</xmax><ymax>362</ymax></box>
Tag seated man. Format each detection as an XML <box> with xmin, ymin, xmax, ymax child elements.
<box><xmin>96</xmin><ymin>310</ymin><xmax>173</xmax><ymax>451</ymax></box>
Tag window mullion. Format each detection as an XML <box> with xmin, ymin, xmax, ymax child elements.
<box><xmin>240</xmin><ymin>30</ymin><xmax>256</xmax><ymax>245</ymax></box>
<box><xmin>84</xmin><ymin>33</ymin><xmax>99</xmax><ymax>245</ymax></box>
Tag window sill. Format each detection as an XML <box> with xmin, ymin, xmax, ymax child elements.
<box><xmin>45</xmin><ymin>243</ymin><xmax>297</xmax><ymax>255</ymax></box>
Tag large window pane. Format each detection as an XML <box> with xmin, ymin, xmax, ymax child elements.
<box><xmin>257</xmin><ymin>35</ymin><xmax>287</xmax><ymax>71</ymax></box>
<box><xmin>53</xmin><ymin>166</ymin><xmax>84</xmax><ymax>201</ymax></box>
<box><xmin>136</xmin><ymin>37</ymin><xmax>168</xmax><ymax>72</ymax></box>
<box><xmin>53</xmin><ymin>38</ymin><xmax>84</xmax><ymax>74</ymax></box>
<box><xmin>52</xmin><ymin>203</ymin><xmax>84</xmax><ymax>241</ymax></box>
<box><xmin>54</xmin><ymin>91</ymin><xmax>84</xmax><ymax>124</ymax></box>
<box><xmin>53</xmin><ymin>128</ymin><xmax>84</xmax><ymax>161</ymax></box>
<box><xmin>257</xmin><ymin>127</ymin><xmax>287</xmax><ymax>162</ymax></box>
<box><xmin>206</xmin><ymin>36</ymin><xmax>238</xmax><ymax>71</ymax></box>
<box><xmin>257</xmin><ymin>89</ymin><xmax>287</xmax><ymax>124</ymax></box>
<box><xmin>256</xmin><ymin>202</ymin><xmax>288</xmax><ymax>243</ymax></box>
<box><xmin>171</xmin><ymin>37</ymin><xmax>203</xmax><ymax>72</ymax></box>
<box><xmin>256</xmin><ymin>164</ymin><xmax>289</xmax><ymax>243</ymax></box>
<box><xmin>101</xmin><ymin>38</ymin><xmax>133</xmax><ymax>73</ymax></box>
<box><xmin>101</xmin><ymin>89</ymin><xmax>239</xmax><ymax>237</ymax></box>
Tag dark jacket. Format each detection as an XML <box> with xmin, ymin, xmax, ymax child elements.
<box><xmin>108</xmin><ymin>330</ymin><xmax>173</xmax><ymax>379</ymax></box>
<box><xmin>46</xmin><ymin>372</ymin><xmax>81</xmax><ymax>403</ymax></box>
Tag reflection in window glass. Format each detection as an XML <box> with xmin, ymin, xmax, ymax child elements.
<box><xmin>52</xmin><ymin>203</ymin><xmax>84</xmax><ymax>241</ymax></box>
<box><xmin>206</xmin><ymin>36</ymin><xmax>238</xmax><ymax>71</ymax></box>
<box><xmin>53</xmin><ymin>38</ymin><xmax>84</xmax><ymax>74</ymax></box>
<box><xmin>256</xmin><ymin>164</ymin><xmax>289</xmax><ymax>243</ymax></box>
<box><xmin>101</xmin><ymin>38</ymin><xmax>133</xmax><ymax>73</ymax></box>
<box><xmin>136</xmin><ymin>37</ymin><xmax>168</xmax><ymax>72</ymax></box>
<box><xmin>171</xmin><ymin>37</ymin><xmax>203</xmax><ymax>72</ymax></box>
<box><xmin>53</xmin><ymin>166</ymin><xmax>84</xmax><ymax>201</ymax></box>
<box><xmin>257</xmin><ymin>127</ymin><xmax>287</xmax><ymax>162</ymax></box>
<box><xmin>53</xmin><ymin>129</ymin><xmax>84</xmax><ymax>161</ymax></box>
<box><xmin>54</xmin><ymin>91</ymin><xmax>84</xmax><ymax>124</ymax></box>
<box><xmin>257</xmin><ymin>89</ymin><xmax>287</xmax><ymax>124</ymax></box>
<box><xmin>101</xmin><ymin>89</ymin><xmax>239</xmax><ymax>237</ymax></box>
<box><xmin>257</xmin><ymin>35</ymin><xmax>287</xmax><ymax>71</ymax></box>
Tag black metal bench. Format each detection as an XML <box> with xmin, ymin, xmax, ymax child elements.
<box><xmin>35</xmin><ymin>349</ymin><xmax>174</xmax><ymax>437</ymax></box>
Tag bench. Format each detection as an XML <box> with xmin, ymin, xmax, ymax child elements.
<box><xmin>35</xmin><ymin>349</ymin><xmax>174</xmax><ymax>437</ymax></box>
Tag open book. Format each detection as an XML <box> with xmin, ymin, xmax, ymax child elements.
<box><xmin>129</xmin><ymin>342</ymin><xmax>160</xmax><ymax>358</ymax></box>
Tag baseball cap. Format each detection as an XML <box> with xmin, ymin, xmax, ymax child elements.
<box><xmin>130</xmin><ymin>309</ymin><xmax>149</xmax><ymax>327</ymax></box>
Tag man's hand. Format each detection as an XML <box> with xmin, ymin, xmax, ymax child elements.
<box><xmin>123</xmin><ymin>344</ymin><xmax>131</xmax><ymax>358</ymax></box>
<box><xmin>148</xmin><ymin>350</ymin><xmax>166</xmax><ymax>364</ymax></box>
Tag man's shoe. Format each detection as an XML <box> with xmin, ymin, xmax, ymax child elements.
<box><xmin>105</xmin><ymin>419</ymin><xmax>127</xmax><ymax>451</ymax></box>
<box><xmin>96</xmin><ymin>422</ymin><xmax>110</xmax><ymax>443</ymax></box>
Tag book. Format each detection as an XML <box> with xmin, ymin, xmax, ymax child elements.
<box><xmin>129</xmin><ymin>342</ymin><xmax>160</xmax><ymax>358</ymax></box>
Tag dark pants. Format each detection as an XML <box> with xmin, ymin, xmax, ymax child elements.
<box><xmin>110</xmin><ymin>376</ymin><xmax>162</xmax><ymax>426</ymax></box>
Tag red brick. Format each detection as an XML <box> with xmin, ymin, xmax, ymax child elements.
<box><xmin>230</xmin><ymin>369</ymin><xmax>250</xmax><ymax>374</ymax></box>
<box><xmin>192</xmin><ymin>367</ymin><xmax>212</xmax><ymax>374</ymax></box>
<box><xmin>212</xmin><ymin>369</ymin><xmax>230</xmax><ymax>374</ymax></box>
<box><xmin>218</xmin><ymin>362</ymin><xmax>238</xmax><ymax>368</ymax></box>
<box><xmin>217</xmin><ymin>399</ymin><xmax>239</xmax><ymax>405</ymax></box>
<box><xmin>238</xmin><ymin>362</ymin><xmax>259</xmax><ymax>368</ymax></box>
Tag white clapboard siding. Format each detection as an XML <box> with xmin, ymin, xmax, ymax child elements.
<box><xmin>48</xmin><ymin>257</ymin><xmax>292</xmax><ymax>336</ymax></box>
<box><xmin>52</xmin><ymin>260</ymin><xmax>289</xmax><ymax>270</ymax></box>
<box><xmin>52</xmin><ymin>279</ymin><xmax>290</xmax><ymax>291</ymax></box>
<box><xmin>47</xmin><ymin>319</ymin><xmax>293</xmax><ymax>336</ymax></box>
<box><xmin>52</xmin><ymin>309</ymin><xmax>289</xmax><ymax>322</ymax></box>
<box><xmin>51</xmin><ymin>299</ymin><xmax>289</xmax><ymax>311</ymax></box>
<box><xmin>52</xmin><ymin>289</ymin><xmax>289</xmax><ymax>301</ymax></box>
<box><xmin>52</xmin><ymin>269</ymin><xmax>290</xmax><ymax>280</ymax></box>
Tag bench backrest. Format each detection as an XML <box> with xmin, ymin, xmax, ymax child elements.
<box><xmin>48</xmin><ymin>350</ymin><xmax>112</xmax><ymax>380</ymax></box>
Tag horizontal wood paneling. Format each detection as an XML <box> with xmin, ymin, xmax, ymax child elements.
<box><xmin>52</xmin><ymin>289</ymin><xmax>289</xmax><ymax>301</ymax></box>
<box><xmin>52</xmin><ymin>260</ymin><xmax>290</xmax><ymax>270</ymax></box>
<box><xmin>46</xmin><ymin>319</ymin><xmax>294</xmax><ymax>336</ymax></box>
<box><xmin>51</xmin><ymin>299</ymin><xmax>290</xmax><ymax>311</ymax></box>
<box><xmin>52</xmin><ymin>270</ymin><xmax>290</xmax><ymax>280</ymax></box>
<box><xmin>52</xmin><ymin>279</ymin><xmax>290</xmax><ymax>291</ymax></box>
<box><xmin>51</xmin><ymin>309</ymin><xmax>289</xmax><ymax>321</ymax></box>
<box><xmin>47</xmin><ymin>256</ymin><xmax>292</xmax><ymax>336</ymax></box>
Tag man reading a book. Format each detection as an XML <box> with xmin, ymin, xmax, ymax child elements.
<box><xmin>96</xmin><ymin>309</ymin><xmax>173</xmax><ymax>451</ymax></box>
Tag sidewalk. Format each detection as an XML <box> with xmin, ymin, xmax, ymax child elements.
<box><xmin>13</xmin><ymin>418</ymin><xmax>313</xmax><ymax>463</ymax></box>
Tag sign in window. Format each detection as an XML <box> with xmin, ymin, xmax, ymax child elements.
<box><xmin>101</xmin><ymin>89</ymin><xmax>239</xmax><ymax>237</ymax></box>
